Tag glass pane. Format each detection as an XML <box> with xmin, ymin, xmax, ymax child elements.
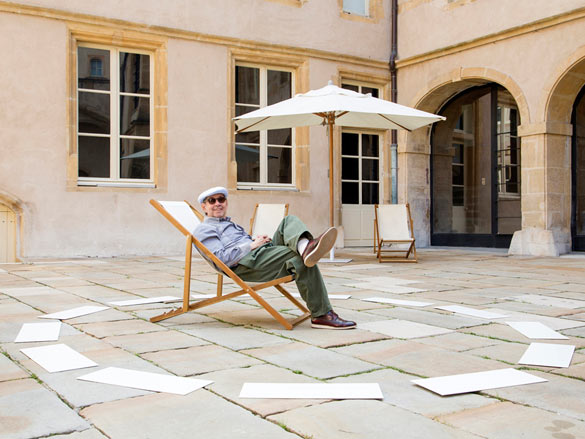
<box><xmin>78</xmin><ymin>91</ymin><xmax>110</xmax><ymax>134</ymax></box>
<box><xmin>362</xmin><ymin>134</ymin><xmax>379</xmax><ymax>157</ymax></box>
<box><xmin>362</xmin><ymin>86</ymin><xmax>379</xmax><ymax>98</ymax></box>
<box><xmin>342</xmin><ymin>133</ymin><xmax>359</xmax><ymax>155</ymax></box>
<box><xmin>362</xmin><ymin>159</ymin><xmax>379</xmax><ymax>181</ymax></box>
<box><xmin>341</xmin><ymin>84</ymin><xmax>359</xmax><ymax>92</ymax></box>
<box><xmin>342</xmin><ymin>157</ymin><xmax>359</xmax><ymax>180</ymax></box>
<box><xmin>452</xmin><ymin>186</ymin><xmax>464</xmax><ymax>207</ymax></box>
<box><xmin>119</xmin><ymin>52</ymin><xmax>150</xmax><ymax>94</ymax></box>
<box><xmin>236</xmin><ymin>104</ymin><xmax>258</xmax><ymax>117</ymax></box>
<box><xmin>267</xmin><ymin>70</ymin><xmax>291</xmax><ymax>105</ymax></box>
<box><xmin>78</xmin><ymin>47</ymin><xmax>110</xmax><ymax>91</ymax></box>
<box><xmin>267</xmin><ymin>147</ymin><xmax>292</xmax><ymax>184</ymax></box>
<box><xmin>452</xmin><ymin>165</ymin><xmax>463</xmax><ymax>186</ymax></box>
<box><xmin>120</xmin><ymin>96</ymin><xmax>150</xmax><ymax>136</ymax></box>
<box><xmin>236</xmin><ymin>66</ymin><xmax>259</xmax><ymax>105</ymax></box>
<box><xmin>432</xmin><ymin>87</ymin><xmax>492</xmax><ymax>234</ymax></box>
<box><xmin>342</xmin><ymin>182</ymin><xmax>359</xmax><ymax>204</ymax></box>
<box><xmin>78</xmin><ymin>136</ymin><xmax>110</xmax><ymax>178</ymax></box>
<box><xmin>362</xmin><ymin>183</ymin><xmax>379</xmax><ymax>205</ymax></box>
<box><xmin>268</xmin><ymin>128</ymin><xmax>291</xmax><ymax>146</ymax></box>
<box><xmin>120</xmin><ymin>138</ymin><xmax>150</xmax><ymax>179</ymax></box>
<box><xmin>343</xmin><ymin>0</ymin><xmax>367</xmax><ymax>16</ymax></box>
<box><xmin>236</xmin><ymin>144</ymin><xmax>260</xmax><ymax>182</ymax></box>
<box><xmin>575</xmin><ymin>92</ymin><xmax>585</xmax><ymax>236</ymax></box>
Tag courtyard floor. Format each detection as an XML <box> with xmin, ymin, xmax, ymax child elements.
<box><xmin>1</xmin><ymin>247</ymin><xmax>585</xmax><ymax>439</ymax></box>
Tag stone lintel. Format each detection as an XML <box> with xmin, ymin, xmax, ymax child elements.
<box><xmin>518</xmin><ymin>122</ymin><xmax>572</xmax><ymax>137</ymax></box>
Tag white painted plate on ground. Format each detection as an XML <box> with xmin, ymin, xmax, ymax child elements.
<box><xmin>506</xmin><ymin>321</ymin><xmax>568</xmax><ymax>340</ymax></box>
<box><xmin>15</xmin><ymin>322</ymin><xmax>62</xmax><ymax>343</ymax></box>
<box><xmin>412</xmin><ymin>368</ymin><xmax>547</xmax><ymax>396</ymax></box>
<box><xmin>435</xmin><ymin>305</ymin><xmax>507</xmax><ymax>319</ymax></box>
<box><xmin>239</xmin><ymin>383</ymin><xmax>383</xmax><ymax>399</ymax></box>
<box><xmin>360</xmin><ymin>320</ymin><xmax>453</xmax><ymax>339</ymax></box>
<box><xmin>362</xmin><ymin>297</ymin><xmax>433</xmax><ymax>307</ymax></box>
<box><xmin>20</xmin><ymin>344</ymin><xmax>97</xmax><ymax>373</ymax></box>
<box><xmin>109</xmin><ymin>296</ymin><xmax>181</xmax><ymax>306</ymax></box>
<box><xmin>518</xmin><ymin>343</ymin><xmax>575</xmax><ymax>368</ymax></box>
<box><xmin>77</xmin><ymin>367</ymin><xmax>213</xmax><ymax>395</ymax></box>
<box><xmin>38</xmin><ymin>305</ymin><xmax>109</xmax><ymax>320</ymax></box>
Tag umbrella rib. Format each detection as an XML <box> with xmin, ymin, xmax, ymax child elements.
<box><xmin>236</xmin><ymin>116</ymin><xmax>271</xmax><ymax>133</ymax></box>
<box><xmin>377</xmin><ymin>114</ymin><xmax>412</xmax><ymax>132</ymax></box>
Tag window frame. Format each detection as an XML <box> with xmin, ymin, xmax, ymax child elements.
<box><xmin>340</xmin><ymin>130</ymin><xmax>381</xmax><ymax>205</ymax></box>
<box><xmin>76</xmin><ymin>43</ymin><xmax>155</xmax><ymax>187</ymax></box>
<box><xmin>234</xmin><ymin>63</ymin><xmax>296</xmax><ymax>190</ymax></box>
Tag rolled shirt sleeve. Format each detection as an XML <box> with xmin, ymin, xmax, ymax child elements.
<box><xmin>193</xmin><ymin>218</ymin><xmax>253</xmax><ymax>267</ymax></box>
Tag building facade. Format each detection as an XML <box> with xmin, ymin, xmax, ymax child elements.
<box><xmin>2</xmin><ymin>0</ymin><xmax>585</xmax><ymax>260</ymax></box>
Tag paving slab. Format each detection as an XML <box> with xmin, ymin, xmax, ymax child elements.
<box><xmin>438</xmin><ymin>401</ymin><xmax>585</xmax><ymax>439</ymax></box>
<box><xmin>0</xmin><ymin>378</ymin><xmax>89</xmax><ymax>439</ymax></box>
<box><xmin>364</xmin><ymin>306</ymin><xmax>488</xmax><ymax>329</ymax></box>
<box><xmin>178</xmin><ymin>321</ymin><xmax>292</xmax><ymax>350</ymax></box>
<box><xmin>333</xmin><ymin>339</ymin><xmax>506</xmax><ymax>377</ymax></box>
<box><xmin>199</xmin><ymin>363</ymin><xmax>323</xmax><ymax>416</ymax></box>
<box><xmin>415</xmin><ymin>331</ymin><xmax>506</xmax><ymax>352</ymax></box>
<box><xmin>73</xmin><ymin>319</ymin><xmax>166</xmax><ymax>338</ymax></box>
<box><xmin>81</xmin><ymin>390</ymin><xmax>299</xmax><ymax>439</ymax></box>
<box><xmin>103</xmin><ymin>329</ymin><xmax>209</xmax><ymax>353</ymax></box>
<box><xmin>265</xmin><ymin>323</ymin><xmax>388</xmax><ymax>348</ymax></box>
<box><xmin>269</xmin><ymin>399</ymin><xmax>483</xmax><ymax>439</ymax></box>
<box><xmin>461</xmin><ymin>322</ymin><xmax>585</xmax><ymax>347</ymax></box>
<box><xmin>58</xmin><ymin>284</ymin><xmax>128</xmax><ymax>300</ymax></box>
<box><xmin>133</xmin><ymin>308</ymin><xmax>218</xmax><ymax>324</ymax></box>
<box><xmin>0</xmin><ymin>353</ymin><xmax>29</xmax><ymax>381</ymax></box>
<box><xmin>142</xmin><ymin>344</ymin><xmax>263</xmax><ymax>376</ymax></box>
<box><xmin>483</xmin><ymin>371</ymin><xmax>585</xmax><ymax>421</ymax></box>
<box><xmin>49</xmin><ymin>429</ymin><xmax>108</xmax><ymax>439</ymax></box>
<box><xmin>242</xmin><ymin>342</ymin><xmax>379</xmax><ymax>379</ymax></box>
<box><xmin>331</xmin><ymin>368</ymin><xmax>496</xmax><ymax>417</ymax></box>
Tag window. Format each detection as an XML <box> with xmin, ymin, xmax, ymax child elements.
<box><xmin>341</xmin><ymin>132</ymin><xmax>380</xmax><ymax>205</ymax></box>
<box><xmin>235</xmin><ymin>65</ymin><xmax>293</xmax><ymax>187</ymax></box>
<box><xmin>343</xmin><ymin>0</ymin><xmax>369</xmax><ymax>16</ymax></box>
<box><xmin>77</xmin><ymin>45</ymin><xmax>153</xmax><ymax>185</ymax></box>
<box><xmin>497</xmin><ymin>103</ymin><xmax>520</xmax><ymax>196</ymax></box>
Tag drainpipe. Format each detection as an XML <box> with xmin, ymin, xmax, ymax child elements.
<box><xmin>390</xmin><ymin>0</ymin><xmax>398</xmax><ymax>204</ymax></box>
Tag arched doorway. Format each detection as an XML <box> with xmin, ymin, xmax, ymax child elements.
<box><xmin>0</xmin><ymin>203</ymin><xmax>17</xmax><ymax>262</ymax></box>
<box><xmin>431</xmin><ymin>84</ymin><xmax>522</xmax><ymax>247</ymax></box>
<box><xmin>572</xmin><ymin>86</ymin><xmax>585</xmax><ymax>251</ymax></box>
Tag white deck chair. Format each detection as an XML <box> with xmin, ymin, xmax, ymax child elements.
<box><xmin>373</xmin><ymin>203</ymin><xmax>417</xmax><ymax>263</ymax></box>
<box><xmin>149</xmin><ymin>199</ymin><xmax>310</xmax><ymax>329</ymax></box>
<box><xmin>249</xmin><ymin>203</ymin><xmax>289</xmax><ymax>238</ymax></box>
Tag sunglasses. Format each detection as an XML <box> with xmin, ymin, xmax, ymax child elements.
<box><xmin>205</xmin><ymin>196</ymin><xmax>227</xmax><ymax>205</ymax></box>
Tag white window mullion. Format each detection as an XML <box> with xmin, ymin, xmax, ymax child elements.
<box><xmin>110</xmin><ymin>49</ymin><xmax>119</xmax><ymax>180</ymax></box>
<box><xmin>259</xmin><ymin>68</ymin><xmax>268</xmax><ymax>185</ymax></box>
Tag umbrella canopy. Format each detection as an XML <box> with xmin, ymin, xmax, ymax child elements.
<box><xmin>234</xmin><ymin>81</ymin><xmax>445</xmax><ymax>133</ymax></box>
<box><xmin>233</xmin><ymin>81</ymin><xmax>445</xmax><ymax>259</ymax></box>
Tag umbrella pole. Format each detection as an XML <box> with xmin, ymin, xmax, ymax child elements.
<box><xmin>328</xmin><ymin>119</ymin><xmax>335</xmax><ymax>260</ymax></box>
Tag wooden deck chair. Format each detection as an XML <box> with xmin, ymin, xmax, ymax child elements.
<box><xmin>249</xmin><ymin>203</ymin><xmax>289</xmax><ymax>238</ymax></box>
<box><xmin>373</xmin><ymin>203</ymin><xmax>417</xmax><ymax>263</ymax></box>
<box><xmin>149</xmin><ymin>199</ymin><xmax>310</xmax><ymax>329</ymax></box>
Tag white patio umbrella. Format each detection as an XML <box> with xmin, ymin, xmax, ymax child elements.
<box><xmin>234</xmin><ymin>81</ymin><xmax>445</xmax><ymax>260</ymax></box>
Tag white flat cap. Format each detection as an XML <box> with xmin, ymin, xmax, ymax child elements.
<box><xmin>197</xmin><ymin>186</ymin><xmax>228</xmax><ymax>204</ymax></box>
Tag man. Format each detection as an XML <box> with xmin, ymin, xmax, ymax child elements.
<box><xmin>193</xmin><ymin>186</ymin><xmax>356</xmax><ymax>329</ymax></box>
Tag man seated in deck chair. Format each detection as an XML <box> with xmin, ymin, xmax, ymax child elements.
<box><xmin>193</xmin><ymin>186</ymin><xmax>356</xmax><ymax>330</ymax></box>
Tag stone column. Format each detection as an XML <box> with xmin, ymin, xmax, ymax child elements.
<box><xmin>509</xmin><ymin>122</ymin><xmax>572</xmax><ymax>256</ymax></box>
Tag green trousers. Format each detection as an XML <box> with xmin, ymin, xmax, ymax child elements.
<box><xmin>234</xmin><ymin>215</ymin><xmax>332</xmax><ymax>317</ymax></box>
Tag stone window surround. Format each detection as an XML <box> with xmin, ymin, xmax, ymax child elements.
<box><xmin>66</xmin><ymin>25</ymin><xmax>168</xmax><ymax>192</ymax></box>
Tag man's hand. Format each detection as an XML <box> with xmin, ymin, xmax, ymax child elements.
<box><xmin>251</xmin><ymin>235</ymin><xmax>271</xmax><ymax>249</ymax></box>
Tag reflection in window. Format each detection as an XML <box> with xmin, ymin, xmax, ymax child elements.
<box><xmin>341</xmin><ymin>132</ymin><xmax>380</xmax><ymax>205</ymax></box>
<box><xmin>343</xmin><ymin>0</ymin><xmax>368</xmax><ymax>16</ymax></box>
<box><xmin>77</xmin><ymin>46</ymin><xmax>152</xmax><ymax>181</ymax></box>
<box><xmin>235</xmin><ymin>65</ymin><xmax>293</xmax><ymax>186</ymax></box>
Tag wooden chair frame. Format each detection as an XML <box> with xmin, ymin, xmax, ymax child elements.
<box><xmin>149</xmin><ymin>199</ymin><xmax>310</xmax><ymax>330</ymax></box>
<box><xmin>249</xmin><ymin>203</ymin><xmax>289</xmax><ymax>236</ymax></box>
<box><xmin>373</xmin><ymin>203</ymin><xmax>417</xmax><ymax>263</ymax></box>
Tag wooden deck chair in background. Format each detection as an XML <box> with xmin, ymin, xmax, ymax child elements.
<box><xmin>249</xmin><ymin>203</ymin><xmax>289</xmax><ymax>238</ymax></box>
<box><xmin>373</xmin><ymin>203</ymin><xmax>417</xmax><ymax>263</ymax></box>
<box><xmin>149</xmin><ymin>199</ymin><xmax>310</xmax><ymax>329</ymax></box>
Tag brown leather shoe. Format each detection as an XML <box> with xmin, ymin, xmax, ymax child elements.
<box><xmin>311</xmin><ymin>310</ymin><xmax>356</xmax><ymax>330</ymax></box>
<box><xmin>301</xmin><ymin>227</ymin><xmax>337</xmax><ymax>267</ymax></box>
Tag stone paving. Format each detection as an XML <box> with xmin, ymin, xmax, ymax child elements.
<box><xmin>1</xmin><ymin>248</ymin><xmax>585</xmax><ymax>439</ymax></box>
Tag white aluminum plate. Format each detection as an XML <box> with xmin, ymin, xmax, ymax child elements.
<box><xmin>20</xmin><ymin>344</ymin><xmax>97</xmax><ymax>373</ymax></box>
<box><xmin>15</xmin><ymin>322</ymin><xmax>62</xmax><ymax>343</ymax></box>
